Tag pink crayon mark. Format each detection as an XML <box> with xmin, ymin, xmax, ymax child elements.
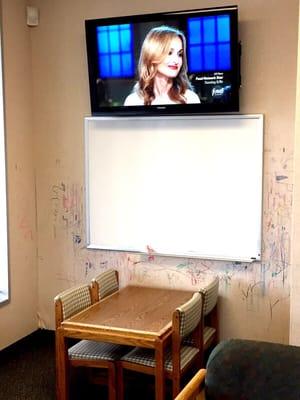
<box><xmin>19</xmin><ymin>216</ymin><xmax>33</xmax><ymax>240</ymax></box>
<box><xmin>63</xmin><ymin>194</ymin><xmax>75</xmax><ymax>210</ymax></box>
<box><xmin>146</xmin><ymin>245</ymin><xmax>155</xmax><ymax>262</ymax></box>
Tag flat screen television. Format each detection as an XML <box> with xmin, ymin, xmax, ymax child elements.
<box><xmin>85</xmin><ymin>5</ymin><xmax>240</xmax><ymax>116</ymax></box>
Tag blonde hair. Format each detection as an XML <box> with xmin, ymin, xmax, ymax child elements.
<box><xmin>136</xmin><ymin>26</ymin><xmax>191</xmax><ymax>105</ymax></box>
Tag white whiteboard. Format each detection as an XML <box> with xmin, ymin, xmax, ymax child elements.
<box><xmin>85</xmin><ymin>114</ymin><xmax>263</xmax><ymax>262</ymax></box>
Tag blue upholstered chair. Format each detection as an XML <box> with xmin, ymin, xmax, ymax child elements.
<box><xmin>91</xmin><ymin>269</ymin><xmax>119</xmax><ymax>303</ymax></box>
<box><xmin>117</xmin><ymin>292</ymin><xmax>204</xmax><ymax>399</ymax></box>
<box><xmin>175</xmin><ymin>338</ymin><xmax>300</xmax><ymax>400</ymax></box>
<box><xmin>54</xmin><ymin>283</ymin><xmax>128</xmax><ymax>400</ymax></box>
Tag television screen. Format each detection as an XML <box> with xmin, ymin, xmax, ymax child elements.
<box><xmin>85</xmin><ymin>6</ymin><xmax>240</xmax><ymax>115</ymax></box>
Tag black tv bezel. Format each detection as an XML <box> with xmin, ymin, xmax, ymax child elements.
<box><xmin>85</xmin><ymin>5</ymin><xmax>240</xmax><ymax>116</ymax></box>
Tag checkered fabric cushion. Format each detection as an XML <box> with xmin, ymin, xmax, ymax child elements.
<box><xmin>120</xmin><ymin>345</ymin><xmax>199</xmax><ymax>372</ymax></box>
<box><xmin>183</xmin><ymin>326</ymin><xmax>216</xmax><ymax>347</ymax></box>
<box><xmin>200</xmin><ymin>276</ymin><xmax>219</xmax><ymax>316</ymax></box>
<box><xmin>93</xmin><ymin>269</ymin><xmax>119</xmax><ymax>300</ymax></box>
<box><xmin>54</xmin><ymin>284</ymin><xmax>92</xmax><ymax>320</ymax></box>
<box><xmin>177</xmin><ymin>292</ymin><xmax>203</xmax><ymax>338</ymax></box>
<box><xmin>68</xmin><ymin>340</ymin><xmax>130</xmax><ymax>361</ymax></box>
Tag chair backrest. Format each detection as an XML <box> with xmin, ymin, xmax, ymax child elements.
<box><xmin>200</xmin><ymin>276</ymin><xmax>219</xmax><ymax>316</ymax></box>
<box><xmin>175</xmin><ymin>292</ymin><xmax>204</xmax><ymax>339</ymax></box>
<box><xmin>54</xmin><ymin>283</ymin><xmax>92</xmax><ymax>328</ymax></box>
<box><xmin>172</xmin><ymin>292</ymin><xmax>204</xmax><ymax>382</ymax></box>
<box><xmin>91</xmin><ymin>269</ymin><xmax>119</xmax><ymax>302</ymax></box>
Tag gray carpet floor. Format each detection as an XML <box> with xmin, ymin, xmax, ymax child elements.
<box><xmin>0</xmin><ymin>330</ymin><xmax>55</xmax><ymax>400</ymax></box>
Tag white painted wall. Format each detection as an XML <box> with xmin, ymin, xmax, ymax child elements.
<box><xmin>31</xmin><ymin>0</ymin><xmax>298</xmax><ymax>343</ymax></box>
<box><xmin>290</xmin><ymin>5</ymin><xmax>300</xmax><ymax>346</ymax></box>
<box><xmin>0</xmin><ymin>21</ymin><xmax>9</xmax><ymax>304</ymax></box>
<box><xmin>0</xmin><ymin>0</ymin><xmax>37</xmax><ymax>350</ymax></box>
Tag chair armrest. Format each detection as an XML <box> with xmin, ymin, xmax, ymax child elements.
<box><xmin>174</xmin><ymin>369</ymin><xmax>206</xmax><ymax>400</ymax></box>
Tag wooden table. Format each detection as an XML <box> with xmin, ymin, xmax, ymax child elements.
<box><xmin>56</xmin><ymin>285</ymin><xmax>193</xmax><ymax>400</ymax></box>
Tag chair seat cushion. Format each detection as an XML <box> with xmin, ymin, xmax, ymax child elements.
<box><xmin>183</xmin><ymin>326</ymin><xmax>216</xmax><ymax>347</ymax></box>
<box><xmin>120</xmin><ymin>345</ymin><xmax>199</xmax><ymax>372</ymax></box>
<box><xmin>68</xmin><ymin>340</ymin><xmax>130</xmax><ymax>361</ymax></box>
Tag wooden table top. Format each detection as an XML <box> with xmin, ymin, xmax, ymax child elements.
<box><xmin>62</xmin><ymin>285</ymin><xmax>194</xmax><ymax>338</ymax></box>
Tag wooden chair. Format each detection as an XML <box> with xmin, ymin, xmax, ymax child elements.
<box><xmin>91</xmin><ymin>269</ymin><xmax>119</xmax><ymax>303</ymax></box>
<box><xmin>174</xmin><ymin>369</ymin><xmax>206</xmax><ymax>400</ymax></box>
<box><xmin>54</xmin><ymin>283</ymin><xmax>128</xmax><ymax>400</ymax></box>
<box><xmin>202</xmin><ymin>276</ymin><xmax>219</xmax><ymax>350</ymax></box>
<box><xmin>117</xmin><ymin>292</ymin><xmax>204</xmax><ymax>399</ymax></box>
<box><xmin>184</xmin><ymin>276</ymin><xmax>219</xmax><ymax>352</ymax></box>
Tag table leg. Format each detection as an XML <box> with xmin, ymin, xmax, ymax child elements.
<box><xmin>55</xmin><ymin>328</ymin><xmax>68</xmax><ymax>400</ymax></box>
<box><xmin>155</xmin><ymin>338</ymin><xmax>165</xmax><ymax>400</ymax></box>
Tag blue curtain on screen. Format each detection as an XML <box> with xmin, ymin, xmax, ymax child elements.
<box><xmin>97</xmin><ymin>24</ymin><xmax>134</xmax><ymax>78</ymax></box>
<box><xmin>188</xmin><ymin>14</ymin><xmax>231</xmax><ymax>72</ymax></box>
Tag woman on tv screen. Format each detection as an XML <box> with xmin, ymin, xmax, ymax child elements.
<box><xmin>124</xmin><ymin>25</ymin><xmax>200</xmax><ymax>106</ymax></box>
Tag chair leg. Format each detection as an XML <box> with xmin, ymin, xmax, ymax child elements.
<box><xmin>116</xmin><ymin>363</ymin><xmax>125</xmax><ymax>400</ymax></box>
<box><xmin>198</xmin><ymin>389</ymin><xmax>206</xmax><ymax>400</ymax></box>
<box><xmin>108</xmin><ymin>364</ymin><xmax>117</xmax><ymax>400</ymax></box>
<box><xmin>55</xmin><ymin>329</ymin><xmax>69</xmax><ymax>400</ymax></box>
<box><xmin>196</xmin><ymin>350</ymin><xmax>203</xmax><ymax>369</ymax></box>
<box><xmin>172</xmin><ymin>374</ymin><xmax>181</xmax><ymax>399</ymax></box>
